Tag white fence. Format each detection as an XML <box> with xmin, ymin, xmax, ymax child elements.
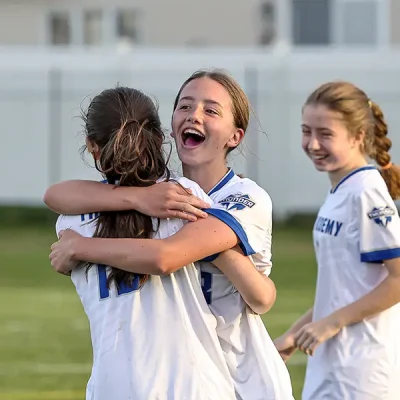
<box><xmin>1</xmin><ymin>47</ymin><xmax>400</xmax><ymax>218</ymax></box>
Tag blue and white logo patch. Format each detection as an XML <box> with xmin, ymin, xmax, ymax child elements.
<box><xmin>219</xmin><ymin>193</ymin><xmax>255</xmax><ymax>211</ymax></box>
<box><xmin>367</xmin><ymin>206</ymin><xmax>395</xmax><ymax>227</ymax></box>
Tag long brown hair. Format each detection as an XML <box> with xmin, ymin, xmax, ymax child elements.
<box><xmin>305</xmin><ymin>81</ymin><xmax>400</xmax><ymax>199</ymax></box>
<box><xmin>82</xmin><ymin>86</ymin><xmax>169</xmax><ymax>288</ymax></box>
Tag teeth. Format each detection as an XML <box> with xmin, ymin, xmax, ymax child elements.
<box><xmin>184</xmin><ymin>129</ymin><xmax>205</xmax><ymax>138</ymax></box>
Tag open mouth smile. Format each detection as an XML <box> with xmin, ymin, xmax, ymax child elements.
<box><xmin>182</xmin><ymin>128</ymin><xmax>206</xmax><ymax>148</ymax></box>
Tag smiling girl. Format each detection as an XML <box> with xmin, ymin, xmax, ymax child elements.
<box><xmin>274</xmin><ymin>81</ymin><xmax>400</xmax><ymax>400</ymax></box>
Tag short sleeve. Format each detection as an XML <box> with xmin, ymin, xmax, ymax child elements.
<box><xmin>55</xmin><ymin>215</ymin><xmax>66</xmax><ymax>238</ymax></box>
<box><xmin>55</xmin><ymin>214</ymin><xmax>78</xmax><ymax>238</ymax></box>
<box><xmin>168</xmin><ymin>177</ymin><xmax>218</xmax><ymax>261</ymax></box>
<box><xmin>357</xmin><ymin>187</ymin><xmax>400</xmax><ymax>263</ymax></box>
<box><xmin>205</xmin><ymin>180</ymin><xmax>272</xmax><ymax>273</ymax></box>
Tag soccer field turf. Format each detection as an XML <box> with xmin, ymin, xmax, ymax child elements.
<box><xmin>0</xmin><ymin>225</ymin><xmax>316</xmax><ymax>400</ymax></box>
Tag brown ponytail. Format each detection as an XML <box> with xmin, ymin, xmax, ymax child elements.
<box><xmin>369</xmin><ymin>101</ymin><xmax>400</xmax><ymax>199</ymax></box>
<box><xmin>83</xmin><ymin>87</ymin><xmax>169</xmax><ymax>289</ymax></box>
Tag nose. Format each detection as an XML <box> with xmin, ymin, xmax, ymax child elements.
<box><xmin>307</xmin><ymin>134</ymin><xmax>320</xmax><ymax>152</ymax></box>
<box><xmin>186</xmin><ymin>105</ymin><xmax>202</xmax><ymax>124</ymax></box>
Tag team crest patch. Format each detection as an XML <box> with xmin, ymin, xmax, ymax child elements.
<box><xmin>219</xmin><ymin>193</ymin><xmax>255</xmax><ymax>211</ymax></box>
<box><xmin>367</xmin><ymin>206</ymin><xmax>395</xmax><ymax>227</ymax></box>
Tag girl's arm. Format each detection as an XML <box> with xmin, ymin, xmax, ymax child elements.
<box><xmin>51</xmin><ymin>223</ymin><xmax>276</xmax><ymax>314</ymax></box>
<box><xmin>284</xmin><ymin>308</ymin><xmax>314</xmax><ymax>336</ymax></box>
<box><xmin>295</xmin><ymin>258</ymin><xmax>400</xmax><ymax>355</ymax></box>
<box><xmin>330</xmin><ymin>258</ymin><xmax>400</xmax><ymax>327</ymax></box>
<box><xmin>51</xmin><ymin>216</ymin><xmax>239</xmax><ymax>275</ymax></box>
<box><xmin>273</xmin><ymin>308</ymin><xmax>313</xmax><ymax>361</ymax></box>
<box><xmin>212</xmin><ymin>247</ymin><xmax>276</xmax><ymax>315</ymax></box>
<box><xmin>44</xmin><ymin>180</ymin><xmax>210</xmax><ymax>221</ymax></box>
<box><xmin>294</xmin><ymin>188</ymin><xmax>400</xmax><ymax>356</ymax></box>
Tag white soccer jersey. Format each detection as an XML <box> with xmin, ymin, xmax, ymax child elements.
<box><xmin>201</xmin><ymin>169</ymin><xmax>294</xmax><ymax>400</ymax></box>
<box><xmin>303</xmin><ymin>166</ymin><xmax>400</xmax><ymax>400</ymax></box>
<box><xmin>55</xmin><ymin>177</ymin><xmax>237</xmax><ymax>400</ymax></box>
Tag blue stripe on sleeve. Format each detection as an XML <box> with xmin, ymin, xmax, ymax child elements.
<box><xmin>361</xmin><ymin>248</ymin><xmax>400</xmax><ymax>263</ymax></box>
<box><xmin>205</xmin><ymin>208</ymin><xmax>255</xmax><ymax>256</ymax></box>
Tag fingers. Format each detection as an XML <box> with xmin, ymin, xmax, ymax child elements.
<box><xmin>278</xmin><ymin>347</ymin><xmax>296</xmax><ymax>363</ymax></box>
<box><xmin>165</xmin><ymin>198</ymin><xmax>209</xmax><ymax>220</ymax></box>
<box><xmin>49</xmin><ymin>254</ymin><xmax>72</xmax><ymax>276</ymax></box>
<box><xmin>308</xmin><ymin>340</ymin><xmax>320</xmax><ymax>356</ymax></box>
<box><xmin>294</xmin><ymin>328</ymin><xmax>319</xmax><ymax>356</ymax></box>
<box><xmin>294</xmin><ymin>329</ymin><xmax>308</xmax><ymax>351</ymax></box>
<box><xmin>294</xmin><ymin>335</ymin><xmax>306</xmax><ymax>350</ymax></box>
<box><xmin>297</xmin><ymin>335</ymin><xmax>314</xmax><ymax>354</ymax></box>
<box><xmin>185</xmin><ymin>194</ymin><xmax>211</xmax><ymax>209</ymax></box>
<box><xmin>299</xmin><ymin>340</ymin><xmax>317</xmax><ymax>356</ymax></box>
<box><xmin>281</xmin><ymin>352</ymin><xmax>292</xmax><ymax>363</ymax></box>
<box><xmin>170</xmin><ymin>211</ymin><xmax>198</xmax><ymax>222</ymax></box>
<box><xmin>179</xmin><ymin>203</ymin><xmax>209</xmax><ymax>219</ymax></box>
<box><xmin>273</xmin><ymin>339</ymin><xmax>286</xmax><ymax>352</ymax></box>
<box><xmin>172</xmin><ymin>184</ymin><xmax>211</xmax><ymax>209</ymax></box>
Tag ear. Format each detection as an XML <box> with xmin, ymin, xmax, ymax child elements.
<box><xmin>226</xmin><ymin>128</ymin><xmax>245</xmax><ymax>150</ymax></box>
<box><xmin>86</xmin><ymin>138</ymin><xmax>101</xmax><ymax>160</ymax></box>
<box><xmin>353</xmin><ymin>130</ymin><xmax>366</xmax><ymax>149</ymax></box>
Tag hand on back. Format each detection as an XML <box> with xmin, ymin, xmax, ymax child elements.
<box><xmin>136</xmin><ymin>181</ymin><xmax>210</xmax><ymax>222</ymax></box>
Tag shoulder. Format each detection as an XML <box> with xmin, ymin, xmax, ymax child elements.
<box><xmin>175</xmin><ymin>177</ymin><xmax>211</xmax><ymax>203</ymax></box>
<box><xmin>349</xmin><ymin>173</ymin><xmax>399</xmax><ymax>222</ymax></box>
<box><xmin>55</xmin><ymin>213</ymin><xmax>98</xmax><ymax>237</ymax></box>
<box><xmin>351</xmin><ymin>170</ymin><xmax>393</xmax><ymax>203</ymax></box>
<box><xmin>355</xmin><ymin>168</ymin><xmax>387</xmax><ymax>193</ymax></box>
<box><xmin>216</xmin><ymin>177</ymin><xmax>272</xmax><ymax>210</ymax></box>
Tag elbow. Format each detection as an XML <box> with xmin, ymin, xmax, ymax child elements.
<box><xmin>43</xmin><ymin>184</ymin><xmax>64</xmax><ymax>211</ymax></box>
<box><xmin>43</xmin><ymin>188</ymin><xmax>51</xmax><ymax>207</ymax></box>
<box><xmin>43</xmin><ymin>187</ymin><xmax>57</xmax><ymax>209</ymax></box>
<box><xmin>250</xmin><ymin>282</ymin><xmax>277</xmax><ymax>315</ymax></box>
<box><xmin>154</xmin><ymin>262</ymin><xmax>177</xmax><ymax>276</ymax></box>
<box><xmin>250</xmin><ymin>298</ymin><xmax>275</xmax><ymax>315</ymax></box>
<box><xmin>151</xmin><ymin>245</ymin><xmax>179</xmax><ymax>275</ymax></box>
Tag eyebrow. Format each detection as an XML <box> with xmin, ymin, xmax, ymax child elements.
<box><xmin>179</xmin><ymin>96</ymin><xmax>223</xmax><ymax>108</ymax></box>
<box><xmin>301</xmin><ymin>124</ymin><xmax>333</xmax><ymax>132</ymax></box>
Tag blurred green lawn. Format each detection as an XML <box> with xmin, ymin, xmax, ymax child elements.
<box><xmin>0</xmin><ymin>223</ymin><xmax>316</xmax><ymax>400</ymax></box>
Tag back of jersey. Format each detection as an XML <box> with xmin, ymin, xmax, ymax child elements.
<box><xmin>55</xmin><ymin>177</ymin><xmax>236</xmax><ymax>400</ymax></box>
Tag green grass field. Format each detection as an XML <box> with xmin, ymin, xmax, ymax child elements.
<box><xmin>1</xmin><ymin>222</ymin><xmax>317</xmax><ymax>400</ymax></box>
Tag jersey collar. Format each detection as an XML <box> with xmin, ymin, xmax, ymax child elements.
<box><xmin>208</xmin><ymin>168</ymin><xmax>235</xmax><ymax>196</ymax></box>
<box><xmin>331</xmin><ymin>165</ymin><xmax>376</xmax><ymax>194</ymax></box>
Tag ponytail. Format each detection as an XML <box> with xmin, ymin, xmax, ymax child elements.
<box><xmin>82</xmin><ymin>87</ymin><xmax>168</xmax><ymax>289</ymax></box>
<box><xmin>99</xmin><ymin>118</ymin><xmax>168</xmax><ymax>186</ymax></box>
<box><xmin>370</xmin><ymin>101</ymin><xmax>400</xmax><ymax>200</ymax></box>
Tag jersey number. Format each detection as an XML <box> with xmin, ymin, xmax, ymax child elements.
<box><xmin>201</xmin><ymin>271</ymin><xmax>213</xmax><ymax>304</ymax></box>
<box><xmin>97</xmin><ymin>264</ymin><xmax>141</xmax><ymax>300</ymax></box>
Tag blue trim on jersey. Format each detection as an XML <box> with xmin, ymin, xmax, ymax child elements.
<box><xmin>208</xmin><ymin>168</ymin><xmax>235</xmax><ymax>196</ymax></box>
<box><xmin>361</xmin><ymin>247</ymin><xmax>400</xmax><ymax>263</ymax></box>
<box><xmin>201</xmin><ymin>271</ymin><xmax>213</xmax><ymax>304</ymax></box>
<box><xmin>81</xmin><ymin>212</ymin><xmax>100</xmax><ymax>222</ymax></box>
<box><xmin>200</xmin><ymin>253</ymin><xmax>220</xmax><ymax>262</ymax></box>
<box><xmin>331</xmin><ymin>165</ymin><xmax>376</xmax><ymax>194</ymax></box>
<box><xmin>205</xmin><ymin>208</ymin><xmax>256</xmax><ymax>256</ymax></box>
